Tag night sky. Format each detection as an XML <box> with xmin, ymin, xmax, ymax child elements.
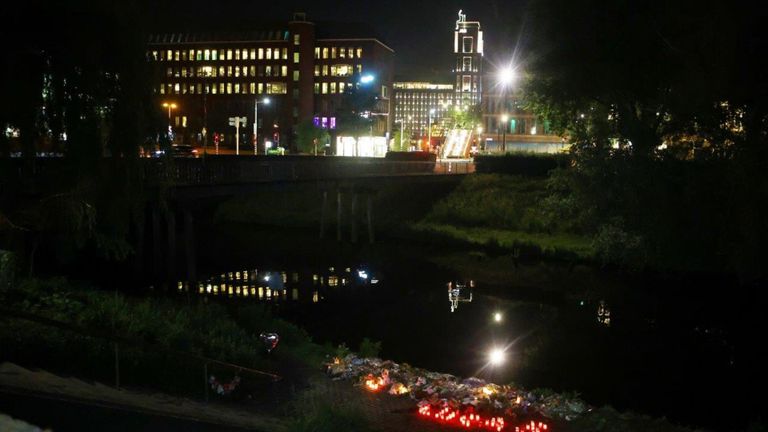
<box><xmin>148</xmin><ymin>0</ymin><xmax>529</xmax><ymax>77</ymax></box>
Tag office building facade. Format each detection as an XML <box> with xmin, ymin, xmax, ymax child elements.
<box><xmin>146</xmin><ymin>13</ymin><xmax>393</xmax><ymax>153</ymax></box>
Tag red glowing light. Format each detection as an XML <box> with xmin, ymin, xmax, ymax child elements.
<box><xmin>417</xmin><ymin>406</ymin><xmax>550</xmax><ymax>432</ymax></box>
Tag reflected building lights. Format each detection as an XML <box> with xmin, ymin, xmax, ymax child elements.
<box><xmin>597</xmin><ymin>300</ymin><xmax>611</xmax><ymax>327</ymax></box>
<box><xmin>448</xmin><ymin>280</ymin><xmax>474</xmax><ymax>312</ymax></box>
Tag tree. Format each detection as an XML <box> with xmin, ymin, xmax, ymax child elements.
<box><xmin>296</xmin><ymin>120</ymin><xmax>330</xmax><ymax>155</ymax></box>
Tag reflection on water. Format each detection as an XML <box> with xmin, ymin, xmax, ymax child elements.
<box><xmin>597</xmin><ymin>300</ymin><xmax>611</xmax><ymax>327</ymax></box>
<box><xmin>448</xmin><ymin>280</ymin><xmax>474</xmax><ymax>312</ymax></box>
<box><xmin>175</xmin><ymin>265</ymin><xmax>378</xmax><ymax>304</ymax></box>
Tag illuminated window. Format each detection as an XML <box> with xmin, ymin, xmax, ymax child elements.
<box><xmin>204</xmin><ymin>49</ymin><xmax>210</xmax><ymax>60</ymax></box>
<box><xmin>174</xmin><ymin>50</ymin><xmax>180</xmax><ymax>61</ymax></box>
<box><xmin>339</xmin><ymin>82</ymin><xmax>346</xmax><ymax>93</ymax></box>
<box><xmin>462</xmin><ymin>75</ymin><xmax>471</xmax><ymax>92</ymax></box>
<box><xmin>266</xmin><ymin>82</ymin><xmax>287</xmax><ymax>94</ymax></box>
<box><xmin>174</xmin><ymin>83</ymin><xmax>180</xmax><ymax>94</ymax></box>
<box><xmin>211</xmin><ymin>84</ymin><xmax>217</xmax><ymax>94</ymax></box>
<box><xmin>160</xmin><ymin>50</ymin><xmax>166</xmax><ymax>61</ymax></box>
<box><xmin>235</xmin><ymin>66</ymin><xmax>240</xmax><ymax>77</ymax></box>
<box><xmin>250</xmin><ymin>66</ymin><xmax>256</xmax><ymax>76</ymax></box>
<box><xmin>293</xmin><ymin>52</ymin><xmax>299</xmax><ymax>63</ymax></box>
<box><xmin>181</xmin><ymin>51</ymin><xmax>187</xmax><ymax>61</ymax></box>
<box><xmin>151</xmin><ymin>50</ymin><xmax>158</xmax><ymax>61</ymax></box>
<box><xmin>281</xmin><ymin>65</ymin><xmax>288</xmax><ymax>77</ymax></box>
<box><xmin>322</xmin><ymin>47</ymin><xmax>328</xmax><ymax>59</ymax></box>
<box><xmin>339</xmin><ymin>48</ymin><xmax>345</xmax><ymax>58</ymax></box>
<box><xmin>332</xmin><ymin>64</ymin><xmax>352</xmax><ymax>77</ymax></box>
<box><xmin>314</xmin><ymin>65</ymin><xmax>320</xmax><ymax>76</ymax></box>
<box><xmin>282</xmin><ymin>48</ymin><xmax>288</xmax><ymax>59</ymax></box>
<box><xmin>258</xmin><ymin>83</ymin><xmax>263</xmax><ymax>94</ymax></box>
<box><xmin>219</xmin><ymin>49</ymin><xmax>225</xmax><ymax>59</ymax></box>
<box><xmin>250</xmin><ymin>82</ymin><xmax>256</xmax><ymax>94</ymax></box>
<box><xmin>357</xmin><ymin>64</ymin><xmax>362</xmax><ymax>73</ymax></box>
<box><xmin>258</xmin><ymin>48</ymin><xmax>264</xmax><ymax>59</ymax></box>
<box><xmin>462</xmin><ymin>36</ymin><xmax>473</xmax><ymax>53</ymax></box>
<box><xmin>212</xmin><ymin>50</ymin><xmax>218</xmax><ymax>60</ymax></box>
<box><xmin>330</xmin><ymin>82</ymin><xmax>336</xmax><ymax>93</ymax></box>
<box><xmin>314</xmin><ymin>83</ymin><xmax>319</xmax><ymax>94</ymax></box>
<box><xmin>226</xmin><ymin>83</ymin><xmax>232</xmax><ymax>94</ymax></box>
<box><xmin>219</xmin><ymin>83</ymin><xmax>225</xmax><ymax>93</ymax></box>
<box><xmin>293</xmin><ymin>70</ymin><xmax>299</xmax><ymax>81</ymax></box>
<box><xmin>218</xmin><ymin>66</ymin><xmax>225</xmax><ymax>76</ymax></box>
<box><xmin>188</xmin><ymin>49</ymin><xmax>194</xmax><ymax>60</ymax></box>
<box><xmin>463</xmin><ymin>56</ymin><xmax>472</xmax><ymax>71</ymax></box>
<box><xmin>331</xmin><ymin>47</ymin><xmax>336</xmax><ymax>59</ymax></box>
<box><xmin>266</xmin><ymin>48</ymin><xmax>272</xmax><ymax>60</ymax></box>
<box><xmin>166</xmin><ymin>67</ymin><xmax>173</xmax><ymax>77</ymax></box>
<box><xmin>242</xmin><ymin>66</ymin><xmax>248</xmax><ymax>77</ymax></box>
<box><xmin>159</xmin><ymin>85</ymin><xmax>165</xmax><ymax>94</ymax></box>
<box><xmin>322</xmin><ymin>65</ymin><xmax>328</xmax><ymax>76</ymax></box>
<box><xmin>356</xmin><ymin>47</ymin><xmax>362</xmax><ymax>58</ymax></box>
<box><xmin>314</xmin><ymin>47</ymin><xmax>320</xmax><ymax>59</ymax></box>
<box><xmin>242</xmin><ymin>49</ymin><xmax>248</xmax><ymax>60</ymax></box>
<box><xmin>294</xmin><ymin>34</ymin><xmax>300</xmax><ymax>45</ymax></box>
<box><xmin>273</xmin><ymin>48</ymin><xmax>280</xmax><ymax>59</ymax></box>
<box><xmin>234</xmin><ymin>83</ymin><xmax>240</xmax><ymax>93</ymax></box>
<box><xmin>227</xmin><ymin>66</ymin><xmax>232</xmax><ymax>76</ymax></box>
<box><xmin>181</xmin><ymin>68</ymin><xmax>187</xmax><ymax>78</ymax></box>
<box><xmin>348</xmin><ymin>47</ymin><xmax>354</xmax><ymax>58</ymax></box>
<box><xmin>265</xmin><ymin>65</ymin><xmax>272</xmax><ymax>76</ymax></box>
<box><xmin>227</xmin><ymin>49</ymin><xmax>233</xmax><ymax>60</ymax></box>
<box><xmin>321</xmin><ymin>82</ymin><xmax>328</xmax><ymax>94</ymax></box>
<box><xmin>190</xmin><ymin>84</ymin><xmax>195</xmax><ymax>94</ymax></box>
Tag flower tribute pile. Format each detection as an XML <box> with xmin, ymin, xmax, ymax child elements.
<box><xmin>327</xmin><ymin>355</ymin><xmax>591</xmax><ymax>431</ymax></box>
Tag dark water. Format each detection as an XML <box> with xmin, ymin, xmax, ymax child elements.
<box><xmin>166</xmin><ymin>227</ymin><xmax>765</xmax><ymax>432</ymax></box>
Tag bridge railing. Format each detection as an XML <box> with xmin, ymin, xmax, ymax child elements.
<box><xmin>141</xmin><ymin>156</ymin><xmax>473</xmax><ymax>186</ymax></box>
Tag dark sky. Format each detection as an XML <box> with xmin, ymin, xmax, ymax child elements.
<box><xmin>149</xmin><ymin>0</ymin><xmax>529</xmax><ymax>78</ymax></box>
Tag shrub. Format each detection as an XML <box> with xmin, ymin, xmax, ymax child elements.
<box><xmin>358</xmin><ymin>338</ymin><xmax>382</xmax><ymax>358</ymax></box>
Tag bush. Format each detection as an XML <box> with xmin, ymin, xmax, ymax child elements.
<box><xmin>358</xmin><ymin>338</ymin><xmax>382</xmax><ymax>358</ymax></box>
<box><xmin>592</xmin><ymin>221</ymin><xmax>646</xmax><ymax>268</ymax></box>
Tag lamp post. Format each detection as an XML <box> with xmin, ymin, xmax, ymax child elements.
<box><xmin>253</xmin><ymin>97</ymin><xmax>271</xmax><ymax>155</ymax></box>
<box><xmin>427</xmin><ymin>108</ymin><xmax>436</xmax><ymax>151</ymax></box>
<box><xmin>501</xmin><ymin>114</ymin><xmax>509</xmax><ymax>153</ymax></box>
<box><xmin>162</xmin><ymin>102</ymin><xmax>177</xmax><ymax>140</ymax></box>
<box><xmin>498</xmin><ymin>66</ymin><xmax>517</xmax><ymax>154</ymax></box>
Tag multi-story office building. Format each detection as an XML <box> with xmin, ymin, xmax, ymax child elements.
<box><xmin>146</xmin><ymin>13</ymin><xmax>393</xmax><ymax>153</ymax></box>
<box><xmin>392</xmin><ymin>81</ymin><xmax>454</xmax><ymax>145</ymax></box>
<box><xmin>453</xmin><ymin>10</ymin><xmax>483</xmax><ymax>107</ymax></box>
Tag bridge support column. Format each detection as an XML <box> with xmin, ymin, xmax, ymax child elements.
<box><xmin>350</xmin><ymin>192</ymin><xmax>358</xmax><ymax>244</ymax></box>
<box><xmin>151</xmin><ymin>207</ymin><xmax>162</xmax><ymax>279</ymax></box>
<box><xmin>183</xmin><ymin>209</ymin><xmax>196</xmax><ymax>284</ymax></box>
<box><xmin>319</xmin><ymin>189</ymin><xmax>328</xmax><ymax>240</ymax></box>
<box><xmin>336</xmin><ymin>190</ymin><xmax>343</xmax><ymax>242</ymax></box>
<box><xmin>166</xmin><ymin>210</ymin><xmax>176</xmax><ymax>283</ymax></box>
<box><xmin>367</xmin><ymin>194</ymin><xmax>374</xmax><ymax>244</ymax></box>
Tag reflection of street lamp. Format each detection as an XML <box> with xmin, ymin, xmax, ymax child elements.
<box><xmin>253</xmin><ymin>97</ymin><xmax>270</xmax><ymax>155</ymax></box>
<box><xmin>427</xmin><ymin>108</ymin><xmax>436</xmax><ymax>151</ymax></box>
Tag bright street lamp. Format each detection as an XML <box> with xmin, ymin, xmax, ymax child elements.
<box><xmin>253</xmin><ymin>97</ymin><xmax>271</xmax><ymax>155</ymax></box>
<box><xmin>498</xmin><ymin>67</ymin><xmax>517</xmax><ymax>88</ymax></box>
<box><xmin>162</xmin><ymin>102</ymin><xmax>178</xmax><ymax>127</ymax></box>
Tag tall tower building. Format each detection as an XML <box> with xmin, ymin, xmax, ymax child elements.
<box><xmin>453</xmin><ymin>10</ymin><xmax>483</xmax><ymax>107</ymax></box>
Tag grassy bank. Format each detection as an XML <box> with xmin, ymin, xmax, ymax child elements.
<box><xmin>409</xmin><ymin>174</ymin><xmax>594</xmax><ymax>262</ymax></box>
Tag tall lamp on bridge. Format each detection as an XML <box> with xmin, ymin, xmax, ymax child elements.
<box><xmin>253</xmin><ymin>97</ymin><xmax>271</xmax><ymax>155</ymax></box>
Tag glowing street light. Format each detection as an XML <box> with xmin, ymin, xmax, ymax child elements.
<box><xmin>162</xmin><ymin>102</ymin><xmax>178</xmax><ymax>128</ymax></box>
<box><xmin>498</xmin><ymin>67</ymin><xmax>518</xmax><ymax>88</ymax></box>
<box><xmin>253</xmin><ymin>97</ymin><xmax>271</xmax><ymax>155</ymax></box>
<box><xmin>359</xmin><ymin>74</ymin><xmax>375</xmax><ymax>84</ymax></box>
<box><xmin>489</xmin><ymin>347</ymin><xmax>505</xmax><ymax>366</ymax></box>
<box><xmin>493</xmin><ymin>312</ymin><xmax>503</xmax><ymax>323</ymax></box>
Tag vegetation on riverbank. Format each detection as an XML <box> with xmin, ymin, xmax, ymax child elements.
<box><xmin>0</xmin><ymin>277</ymin><xmax>330</xmax><ymax>396</ymax></box>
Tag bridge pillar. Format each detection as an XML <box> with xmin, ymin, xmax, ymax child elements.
<box><xmin>336</xmin><ymin>190</ymin><xmax>343</xmax><ymax>242</ymax></box>
<box><xmin>350</xmin><ymin>192</ymin><xmax>358</xmax><ymax>244</ymax></box>
<box><xmin>166</xmin><ymin>210</ymin><xmax>177</xmax><ymax>283</ymax></box>
<box><xmin>183</xmin><ymin>209</ymin><xmax>197</xmax><ymax>284</ymax></box>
